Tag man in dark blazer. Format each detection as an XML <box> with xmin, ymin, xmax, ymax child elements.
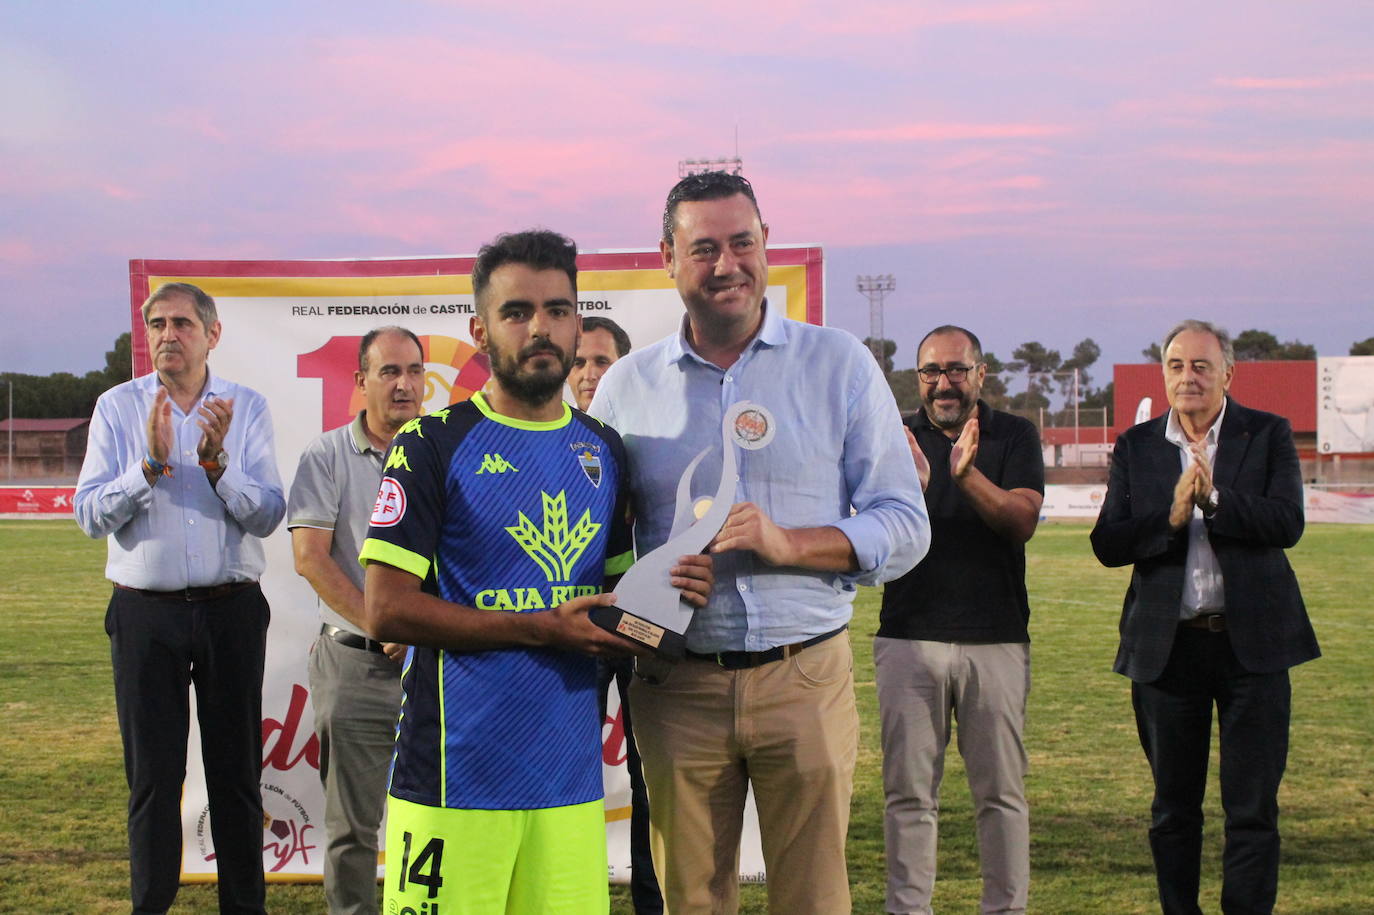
<box><xmin>1091</xmin><ymin>319</ymin><xmax>1319</xmax><ymax>915</ymax></box>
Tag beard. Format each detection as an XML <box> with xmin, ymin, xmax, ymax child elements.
<box><xmin>489</xmin><ymin>340</ymin><xmax>573</xmax><ymax>408</ymax></box>
<box><xmin>923</xmin><ymin>386</ymin><xmax>978</xmax><ymax>430</ymax></box>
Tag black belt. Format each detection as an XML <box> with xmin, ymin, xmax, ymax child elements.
<box><xmin>321</xmin><ymin>623</ymin><xmax>386</xmax><ymax>654</ymax></box>
<box><xmin>686</xmin><ymin>625</ymin><xmax>847</xmax><ymax>670</ymax></box>
<box><xmin>1181</xmin><ymin>613</ymin><xmax>1226</xmax><ymax>632</ymax></box>
<box><xmin>115</xmin><ymin>581</ymin><xmax>257</xmax><ymax>602</ymax></box>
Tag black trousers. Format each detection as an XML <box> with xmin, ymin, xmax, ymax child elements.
<box><xmin>598</xmin><ymin>656</ymin><xmax>664</xmax><ymax>915</ymax></box>
<box><xmin>106</xmin><ymin>584</ymin><xmax>270</xmax><ymax>915</ymax></box>
<box><xmin>1132</xmin><ymin>626</ymin><xmax>1291</xmax><ymax>915</ymax></box>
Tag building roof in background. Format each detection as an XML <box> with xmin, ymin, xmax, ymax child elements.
<box><xmin>0</xmin><ymin>418</ymin><xmax>91</xmax><ymax>433</ymax></box>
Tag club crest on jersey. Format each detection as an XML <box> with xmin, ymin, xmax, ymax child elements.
<box><xmin>370</xmin><ymin>478</ymin><xmax>406</xmax><ymax>527</ymax></box>
<box><xmin>570</xmin><ymin>441</ymin><xmax>602</xmax><ymax>488</ymax></box>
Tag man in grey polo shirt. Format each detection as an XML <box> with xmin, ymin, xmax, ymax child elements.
<box><xmin>287</xmin><ymin>326</ymin><xmax>424</xmax><ymax>914</ymax></box>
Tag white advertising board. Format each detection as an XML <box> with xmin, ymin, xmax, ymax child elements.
<box><xmin>1317</xmin><ymin>356</ymin><xmax>1374</xmax><ymax>454</ymax></box>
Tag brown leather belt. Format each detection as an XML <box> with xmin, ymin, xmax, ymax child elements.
<box><xmin>115</xmin><ymin>581</ymin><xmax>258</xmax><ymax>602</ymax></box>
<box><xmin>1181</xmin><ymin>613</ymin><xmax>1226</xmax><ymax>632</ymax></box>
<box><xmin>686</xmin><ymin>625</ymin><xmax>847</xmax><ymax>670</ymax></box>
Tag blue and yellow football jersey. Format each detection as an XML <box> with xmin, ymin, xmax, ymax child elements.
<box><xmin>359</xmin><ymin>392</ymin><xmax>632</xmax><ymax>810</ymax></box>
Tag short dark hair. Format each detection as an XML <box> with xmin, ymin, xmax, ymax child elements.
<box><xmin>358</xmin><ymin>325</ymin><xmax>423</xmax><ymax>373</ymax></box>
<box><xmin>662</xmin><ymin>172</ymin><xmax>762</xmax><ymax>243</ymax></box>
<box><xmin>580</xmin><ymin>316</ymin><xmax>631</xmax><ymax>357</ymax></box>
<box><xmin>471</xmin><ymin>230</ymin><xmax>578</xmax><ymax>313</ymax></box>
<box><xmin>917</xmin><ymin>325</ymin><xmax>984</xmax><ymax>362</ymax></box>
<box><xmin>142</xmin><ymin>282</ymin><xmax>217</xmax><ymax>330</ymax></box>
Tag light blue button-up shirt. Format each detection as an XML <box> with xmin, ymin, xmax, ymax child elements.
<box><xmin>75</xmin><ymin>370</ymin><xmax>285</xmax><ymax>590</ymax></box>
<box><xmin>589</xmin><ymin>303</ymin><xmax>929</xmax><ymax>653</ymax></box>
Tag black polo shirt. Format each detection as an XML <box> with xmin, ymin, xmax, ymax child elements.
<box><xmin>878</xmin><ymin>400</ymin><xmax>1044</xmax><ymax>644</ymax></box>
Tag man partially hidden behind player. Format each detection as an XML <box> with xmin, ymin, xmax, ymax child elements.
<box><xmin>569</xmin><ymin>315</ymin><xmax>630</xmax><ymax>412</ymax></box>
<box><xmin>569</xmin><ymin>316</ymin><xmax>664</xmax><ymax>914</ymax></box>
<box><xmin>358</xmin><ymin>230</ymin><xmax>712</xmax><ymax>915</ymax></box>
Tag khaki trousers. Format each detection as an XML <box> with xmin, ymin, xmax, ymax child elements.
<box><xmin>308</xmin><ymin>632</ymin><xmax>402</xmax><ymax>915</ymax></box>
<box><xmin>630</xmin><ymin>630</ymin><xmax>859</xmax><ymax>915</ymax></box>
<box><xmin>874</xmin><ymin>638</ymin><xmax>1030</xmax><ymax>915</ymax></box>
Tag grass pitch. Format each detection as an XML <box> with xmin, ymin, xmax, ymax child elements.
<box><xmin>1</xmin><ymin>520</ymin><xmax>1369</xmax><ymax>913</ymax></box>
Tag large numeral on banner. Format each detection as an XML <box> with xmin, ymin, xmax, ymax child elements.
<box><xmin>298</xmin><ymin>336</ymin><xmax>364</xmax><ymax>432</ymax></box>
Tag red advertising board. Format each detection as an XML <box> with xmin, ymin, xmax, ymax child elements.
<box><xmin>0</xmin><ymin>486</ymin><xmax>76</xmax><ymax>517</ymax></box>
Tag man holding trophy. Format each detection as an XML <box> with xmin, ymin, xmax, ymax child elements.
<box><xmin>589</xmin><ymin>172</ymin><xmax>930</xmax><ymax>914</ymax></box>
<box><xmin>358</xmin><ymin>230</ymin><xmax>712</xmax><ymax>915</ymax></box>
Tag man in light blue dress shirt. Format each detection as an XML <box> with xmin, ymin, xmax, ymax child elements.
<box><xmin>76</xmin><ymin>282</ymin><xmax>285</xmax><ymax>915</ymax></box>
<box><xmin>589</xmin><ymin>172</ymin><xmax>929</xmax><ymax>914</ymax></box>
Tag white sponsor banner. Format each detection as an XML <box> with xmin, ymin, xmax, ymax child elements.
<box><xmin>1317</xmin><ymin>356</ymin><xmax>1374</xmax><ymax>455</ymax></box>
<box><xmin>1041</xmin><ymin>484</ymin><xmax>1109</xmax><ymax>518</ymax></box>
<box><xmin>1303</xmin><ymin>488</ymin><xmax>1374</xmax><ymax>524</ymax></box>
<box><xmin>1042</xmin><ymin>484</ymin><xmax>1374</xmax><ymax>524</ymax></box>
<box><xmin>130</xmin><ymin>249</ymin><xmax>823</xmax><ymax>886</ymax></box>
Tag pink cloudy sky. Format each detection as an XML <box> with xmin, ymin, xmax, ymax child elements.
<box><xmin>2</xmin><ymin>1</ymin><xmax>1370</xmax><ymax>381</ymax></box>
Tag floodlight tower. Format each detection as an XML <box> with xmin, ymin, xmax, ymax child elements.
<box><xmin>679</xmin><ymin>128</ymin><xmax>745</xmax><ymax>177</ymax></box>
<box><xmin>856</xmin><ymin>275</ymin><xmax>896</xmax><ymax>368</ymax></box>
<box><xmin>678</xmin><ymin>156</ymin><xmax>744</xmax><ymax>177</ymax></box>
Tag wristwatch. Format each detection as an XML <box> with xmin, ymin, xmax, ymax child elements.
<box><xmin>199</xmin><ymin>449</ymin><xmax>229</xmax><ymax>472</ymax></box>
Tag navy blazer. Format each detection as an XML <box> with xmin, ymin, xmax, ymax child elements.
<box><xmin>1091</xmin><ymin>398</ymin><xmax>1320</xmax><ymax>683</ymax></box>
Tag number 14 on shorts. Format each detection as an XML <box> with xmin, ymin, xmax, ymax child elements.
<box><xmin>392</xmin><ymin>830</ymin><xmax>444</xmax><ymax>914</ymax></box>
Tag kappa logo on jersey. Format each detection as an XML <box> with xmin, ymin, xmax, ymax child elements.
<box><xmin>476</xmin><ymin>453</ymin><xmax>519</xmax><ymax>474</ymax></box>
<box><xmin>385</xmin><ymin>447</ymin><xmax>412</xmax><ymax>473</ymax></box>
<box><xmin>505</xmin><ymin>490</ymin><xmax>601</xmax><ymax>582</ymax></box>
<box><xmin>370</xmin><ymin>478</ymin><xmax>407</xmax><ymax>527</ymax></box>
<box><xmin>396</xmin><ymin>410</ymin><xmax>449</xmax><ymax>441</ymax></box>
<box><xmin>569</xmin><ymin>441</ymin><xmax>602</xmax><ymax>488</ymax></box>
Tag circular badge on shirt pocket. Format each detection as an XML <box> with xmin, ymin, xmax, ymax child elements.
<box><xmin>729</xmin><ymin>402</ymin><xmax>776</xmax><ymax>451</ymax></box>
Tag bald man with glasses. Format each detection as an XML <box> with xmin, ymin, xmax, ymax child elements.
<box><xmin>875</xmin><ymin>325</ymin><xmax>1045</xmax><ymax>915</ymax></box>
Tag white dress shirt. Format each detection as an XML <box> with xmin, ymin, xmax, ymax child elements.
<box><xmin>1164</xmin><ymin>399</ymin><xmax>1227</xmax><ymax>618</ymax></box>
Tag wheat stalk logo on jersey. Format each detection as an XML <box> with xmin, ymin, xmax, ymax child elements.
<box><xmin>505</xmin><ymin>490</ymin><xmax>601</xmax><ymax>581</ymax></box>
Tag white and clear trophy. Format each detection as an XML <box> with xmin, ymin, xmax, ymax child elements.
<box><xmin>592</xmin><ymin>401</ymin><xmax>776</xmax><ymax>659</ymax></box>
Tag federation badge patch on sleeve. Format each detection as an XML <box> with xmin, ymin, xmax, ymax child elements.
<box><xmin>370</xmin><ymin>477</ymin><xmax>407</xmax><ymax>527</ymax></box>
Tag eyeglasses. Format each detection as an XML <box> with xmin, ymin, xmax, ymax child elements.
<box><xmin>917</xmin><ymin>364</ymin><xmax>978</xmax><ymax>383</ymax></box>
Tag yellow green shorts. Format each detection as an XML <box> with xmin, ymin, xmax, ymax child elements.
<box><xmin>384</xmin><ymin>794</ymin><xmax>609</xmax><ymax>915</ymax></box>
